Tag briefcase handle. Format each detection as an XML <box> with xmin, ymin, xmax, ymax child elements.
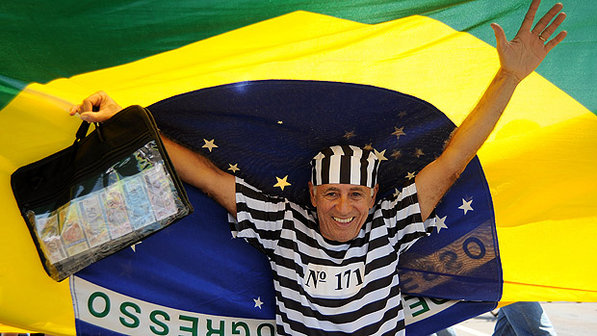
<box><xmin>74</xmin><ymin>106</ymin><xmax>104</xmax><ymax>145</ymax></box>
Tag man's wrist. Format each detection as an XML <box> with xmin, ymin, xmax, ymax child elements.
<box><xmin>496</xmin><ymin>68</ymin><xmax>524</xmax><ymax>86</ymax></box>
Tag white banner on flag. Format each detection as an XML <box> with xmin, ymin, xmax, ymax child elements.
<box><xmin>71</xmin><ymin>276</ymin><xmax>276</xmax><ymax>336</ymax></box>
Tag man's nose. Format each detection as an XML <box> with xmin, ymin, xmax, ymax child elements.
<box><xmin>336</xmin><ymin>195</ymin><xmax>351</xmax><ymax>213</ymax></box>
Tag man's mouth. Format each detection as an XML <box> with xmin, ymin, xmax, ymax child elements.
<box><xmin>333</xmin><ymin>216</ymin><xmax>355</xmax><ymax>224</ymax></box>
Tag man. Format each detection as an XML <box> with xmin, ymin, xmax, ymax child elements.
<box><xmin>71</xmin><ymin>1</ymin><xmax>566</xmax><ymax>334</ymax></box>
<box><xmin>493</xmin><ymin>302</ymin><xmax>557</xmax><ymax>335</ymax></box>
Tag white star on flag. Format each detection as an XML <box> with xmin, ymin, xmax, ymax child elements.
<box><xmin>343</xmin><ymin>130</ymin><xmax>356</xmax><ymax>139</ymax></box>
<box><xmin>459</xmin><ymin>198</ymin><xmax>474</xmax><ymax>215</ymax></box>
<box><xmin>434</xmin><ymin>215</ymin><xmax>448</xmax><ymax>233</ymax></box>
<box><xmin>392</xmin><ymin>126</ymin><xmax>406</xmax><ymax>139</ymax></box>
<box><xmin>393</xmin><ymin>188</ymin><xmax>401</xmax><ymax>198</ymax></box>
<box><xmin>405</xmin><ymin>171</ymin><xmax>416</xmax><ymax>180</ymax></box>
<box><xmin>274</xmin><ymin>175</ymin><xmax>291</xmax><ymax>190</ymax></box>
<box><xmin>130</xmin><ymin>241</ymin><xmax>142</xmax><ymax>252</ymax></box>
<box><xmin>253</xmin><ymin>297</ymin><xmax>264</xmax><ymax>309</ymax></box>
<box><xmin>373</xmin><ymin>149</ymin><xmax>388</xmax><ymax>161</ymax></box>
<box><xmin>202</xmin><ymin>139</ymin><xmax>218</xmax><ymax>152</ymax></box>
<box><xmin>228</xmin><ymin>163</ymin><xmax>240</xmax><ymax>173</ymax></box>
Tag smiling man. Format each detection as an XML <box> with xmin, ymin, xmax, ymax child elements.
<box><xmin>71</xmin><ymin>1</ymin><xmax>567</xmax><ymax>334</ymax></box>
<box><xmin>309</xmin><ymin>145</ymin><xmax>382</xmax><ymax>243</ymax></box>
<box><xmin>310</xmin><ymin>181</ymin><xmax>378</xmax><ymax>243</ymax></box>
<box><xmin>228</xmin><ymin>143</ymin><xmax>432</xmax><ymax>334</ymax></box>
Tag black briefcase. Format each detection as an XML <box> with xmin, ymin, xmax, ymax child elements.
<box><xmin>11</xmin><ymin>105</ymin><xmax>193</xmax><ymax>281</ymax></box>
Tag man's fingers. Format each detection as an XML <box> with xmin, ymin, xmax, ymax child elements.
<box><xmin>70</xmin><ymin>91</ymin><xmax>122</xmax><ymax>121</ymax></box>
<box><xmin>69</xmin><ymin>104</ymin><xmax>81</xmax><ymax>116</ymax></box>
<box><xmin>491</xmin><ymin>23</ymin><xmax>507</xmax><ymax>50</ymax></box>
<box><xmin>531</xmin><ymin>2</ymin><xmax>564</xmax><ymax>35</ymax></box>
<box><xmin>79</xmin><ymin>109</ymin><xmax>113</xmax><ymax>123</ymax></box>
<box><xmin>80</xmin><ymin>91</ymin><xmax>105</xmax><ymax>112</ymax></box>
<box><xmin>545</xmin><ymin>30</ymin><xmax>567</xmax><ymax>53</ymax></box>
<box><xmin>538</xmin><ymin>12</ymin><xmax>566</xmax><ymax>41</ymax></box>
<box><xmin>519</xmin><ymin>0</ymin><xmax>541</xmax><ymax>34</ymax></box>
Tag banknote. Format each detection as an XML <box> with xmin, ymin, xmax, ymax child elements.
<box><xmin>122</xmin><ymin>174</ymin><xmax>156</xmax><ymax>229</ymax></box>
<box><xmin>34</xmin><ymin>213</ymin><xmax>68</xmax><ymax>264</ymax></box>
<box><xmin>143</xmin><ymin>165</ymin><xmax>179</xmax><ymax>221</ymax></box>
<box><xmin>58</xmin><ymin>204</ymin><xmax>89</xmax><ymax>257</ymax></box>
<box><xmin>78</xmin><ymin>194</ymin><xmax>111</xmax><ymax>247</ymax></box>
<box><xmin>100</xmin><ymin>183</ymin><xmax>133</xmax><ymax>239</ymax></box>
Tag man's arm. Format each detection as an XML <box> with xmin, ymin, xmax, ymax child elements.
<box><xmin>415</xmin><ymin>0</ymin><xmax>567</xmax><ymax>221</ymax></box>
<box><xmin>70</xmin><ymin>91</ymin><xmax>237</xmax><ymax>217</ymax></box>
<box><xmin>161</xmin><ymin>136</ymin><xmax>236</xmax><ymax>216</ymax></box>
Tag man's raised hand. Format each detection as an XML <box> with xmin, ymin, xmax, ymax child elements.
<box><xmin>491</xmin><ymin>0</ymin><xmax>567</xmax><ymax>83</ymax></box>
<box><xmin>70</xmin><ymin>91</ymin><xmax>122</xmax><ymax>122</ymax></box>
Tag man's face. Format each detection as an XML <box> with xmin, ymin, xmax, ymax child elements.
<box><xmin>309</xmin><ymin>182</ymin><xmax>378</xmax><ymax>243</ymax></box>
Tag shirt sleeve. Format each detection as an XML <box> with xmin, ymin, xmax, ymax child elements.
<box><xmin>227</xmin><ymin>177</ymin><xmax>288</xmax><ymax>256</ymax></box>
<box><xmin>381</xmin><ymin>182</ymin><xmax>436</xmax><ymax>253</ymax></box>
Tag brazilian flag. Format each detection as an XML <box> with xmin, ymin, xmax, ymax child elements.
<box><xmin>1</xmin><ymin>1</ymin><xmax>595</xmax><ymax>335</ymax></box>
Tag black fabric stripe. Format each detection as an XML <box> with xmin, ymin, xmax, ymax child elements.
<box><xmin>339</xmin><ymin>154</ymin><xmax>351</xmax><ymax>184</ymax></box>
<box><xmin>371</xmin><ymin>159</ymin><xmax>379</xmax><ymax>186</ymax></box>
<box><xmin>321</xmin><ymin>146</ymin><xmax>335</xmax><ymax>157</ymax></box>
<box><xmin>319</xmin><ymin>146</ymin><xmax>336</xmax><ymax>186</ymax></box>
<box><xmin>353</xmin><ymin>299</ymin><xmax>404</xmax><ymax>336</ymax></box>
<box><xmin>270</xmin><ymin>249</ymin><xmax>305</xmax><ymax>277</ymax></box>
<box><xmin>341</xmin><ymin>145</ymin><xmax>353</xmax><ymax>156</ymax></box>
<box><xmin>276</xmin><ymin>323</ymin><xmax>292</xmax><ymax>336</ymax></box>
<box><xmin>236</xmin><ymin>201</ymin><xmax>285</xmax><ymax>222</ymax></box>
<box><xmin>277</xmin><ymin>308</ymin><xmax>330</xmax><ymax>336</ymax></box>
<box><xmin>380</xmin><ymin>184</ymin><xmax>419</xmax><ymax>218</ymax></box>
<box><xmin>395</xmin><ymin>214</ymin><xmax>424</xmax><ymax>232</ymax></box>
<box><xmin>237</xmin><ymin>219</ymin><xmax>281</xmax><ymax>242</ymax></box>
<box><xmin>310</xmin><ymin>158</ymin><xmax>317</xmax><ymax>185</ymax></box>
<box><xmin>388</xmin><ymin>214</ymin><xmax>424</xmax><ymax>236</ymax></box>
<box><xmin>379</xmin><ymin>301</ymin><xmax>405</xmax><ymax>336</ymax></box>
<box><xmin>361</xmin><ymin>148</ymin><xmax>373</xmax><ymax>187</ymax></box>
<box><xmin>238</xmin><ymin>182</ymin><xmax>286</xmax><ymax>204</ymax></box>
<box><xmin>360</xmin><ymin>156</ymin><xmax>369</xmax><ymax>187</ymax></box>
<box><xmin>365</xmin><ymin>247</ymin><xmax>398</xmax><ymax>272</ymax></box>
<box><xmin>396</xmin><ymin>230</ymin><xmax>428</xmax><ymax>249</ymax></box>
<box><xmin>321</xmin><ymin>157</ymin><xmax>330</xmax><ymax>185</ymax></box>
<box><xmin>388</xmin><ymin>217</ymin><xmax>425</xmax><ymax>243</ymax></box>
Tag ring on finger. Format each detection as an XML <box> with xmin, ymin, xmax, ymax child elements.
<box><xmin>538</xmin><ymin>34</ymin><xmax>546</xmax><ymax>42</ymax></box>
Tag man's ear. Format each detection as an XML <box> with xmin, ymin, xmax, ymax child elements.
<box><xmin>308</xmin><ymin>181</ymin><xmax>317</xmax><ymax>207</ymax></box>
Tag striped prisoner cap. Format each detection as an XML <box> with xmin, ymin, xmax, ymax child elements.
<box><xmin>311</xmin><ymin>145</ymin><xmax>379</xmax><ymax>188</ymax></box>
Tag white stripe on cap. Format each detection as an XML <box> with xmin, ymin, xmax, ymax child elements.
<box><xmin>350</xmin><ymin>154</ymin><xmax>361</xmax><ymax>185</ymax></box>
<box><xmin>329</xmin><ymin>153</ymin><xmax>342</xmax><ymax>184</ymax></box>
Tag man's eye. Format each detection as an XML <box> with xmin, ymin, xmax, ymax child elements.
<box><xmin>325</xmin><ymin>192</ymin><xmax>338</xmax><ymax>198</ymax></box>
<box><xmin>351</xmin><ymin>192</ymin><xmax>363</xmax><ymax>198</ymax></box>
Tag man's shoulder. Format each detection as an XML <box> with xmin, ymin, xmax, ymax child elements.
<box><xmin>372</xmin><ymin>183</ymin><xmax>421</xmax><ymax>214</ymax></box>
<box><xmin>235</xmin><ymin>177</ymin><xmax>283</xmax><ymax>200</ymax></box>
<box><xmin>235</xmin><ymin>176</ymin><xmax>315</xmax><ymax>213</ymax></box>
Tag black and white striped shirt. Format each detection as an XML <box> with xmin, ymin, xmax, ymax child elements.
<box><xmin>229</xmin><ymin>177</ymin><xmax>433</xmax><ymax>335</ymax></box>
